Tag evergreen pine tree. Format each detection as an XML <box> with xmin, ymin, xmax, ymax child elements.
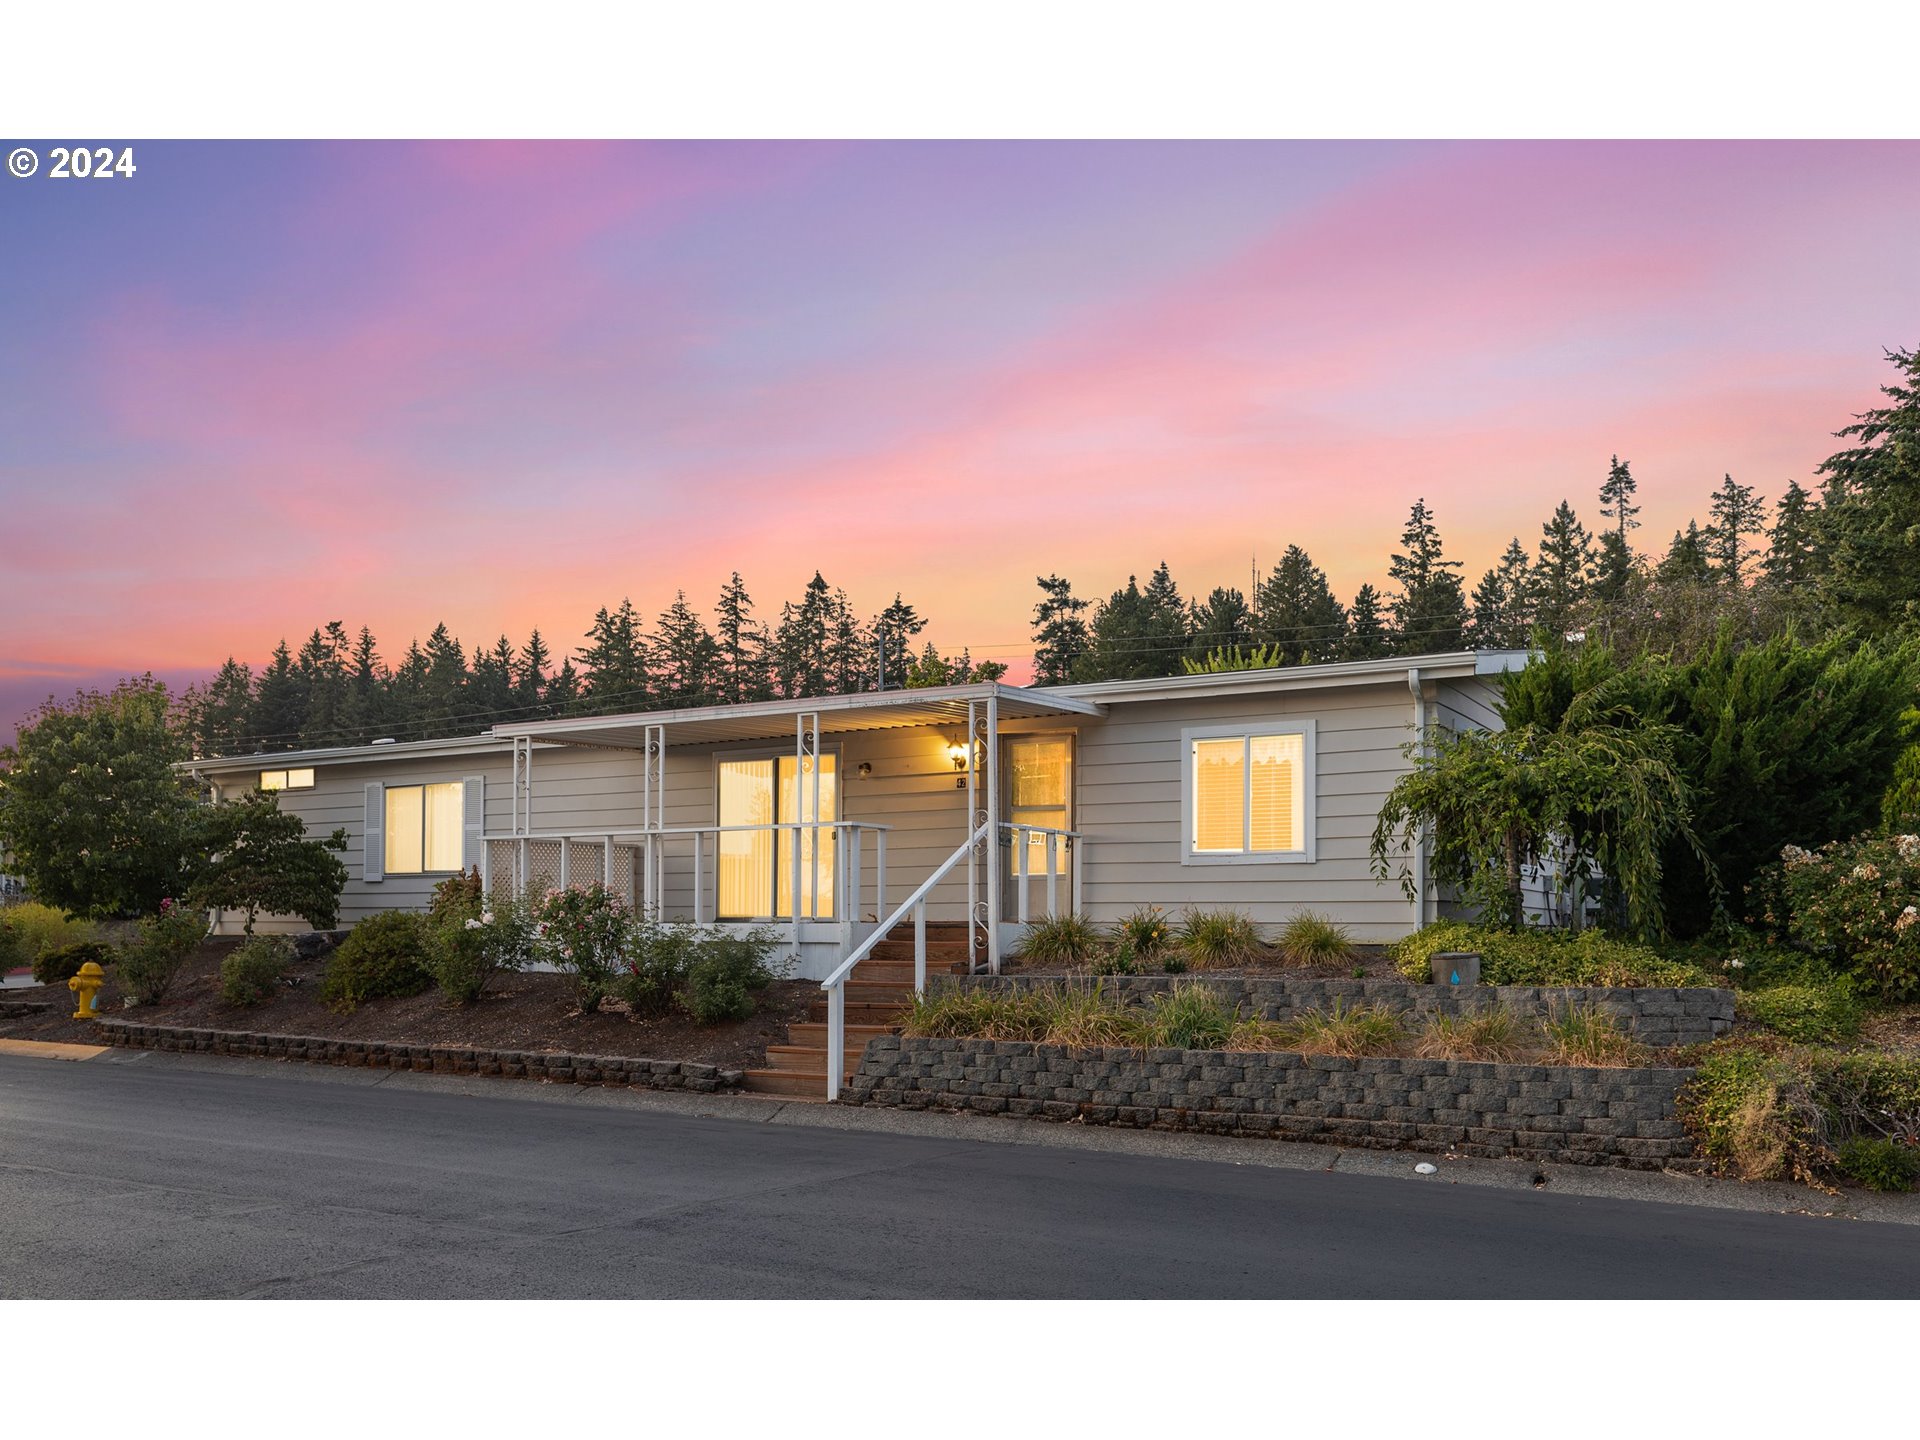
<box><xmin>904</xmin><ymin>642</ymin><xmax>954</xmax><ymax>688</ymax></box>
<box><xmin>871</xmin><ymin>594</ymin><xmax>928</xmax><ymax>690</ymax></box>
<box><xmin>1533</xmin><ymin>500</ymin><xmax>1594</xmax><ymax>641</ymax></box>
<box><xmin>419</xmin><ymin>623</ymin><xmax>471</xmax><ymax>736</ymax></box>
<box><xmin>713</xmin><ymin>572</ymin><xmax>772</xmax><ymax>704</ymax></box>
<box><xmin>252</xmin><ymin>641</ymin><xmax>307</xmax><ymax>752</ymax></box>
<box><xmin>1469</xmin><ymin>539</ymin><xmax>1535</xmax><ymax>648</ymax></box>
<box><xmin>191</xmin><ymin>658</ymin><xmax>256</xmax><ymax>757</ymax></box>
<box><xmin>825</xmin><ymin>587</ymin><xmax>870</xmax><ymax>694</ymax></box>
<box><xmin>1187</xmin><ymin>587</ymin><xmax>1254</xmax><ymax>662</ymax></box>
<box><xmin>771</xmin><ymin>573</ymin><xmax>834</xmax><ymax>698</ymax></box>
<box><xmin>1256</xmin><ymin>546</ymin><xmax>1347</xmax><ymax>662</ymax></box>
<box><xmin>295</xmin><ymin>622</ymin><xmax>351</xmax><ymax>747</ymax></box>
<box><xmin>1072</xmin><ymin>576</ymin><xmax>1156</xmax><ymax>681</ymax></box>
<box><xmin>1705</xmin><ymin>472</ymin><xmax>1766</xmax><ymax>584</ymax></box>
<box><xmin>544</xmin><ymin>657</ymin><xmax>582</xmax><ymax>710</ymax></box>
<box><xmin>576</xmin><ymin>600</ymin><xmax>649</xmax><ymax>715</ymax></box>
<box><xmin>341</xmin><ymin>628</ymin><xmax>387</xmax><ymax>740</ymax></box>
<box><xmin>1386</xmin><ymin>499</ymin><xmax>1468</xmax><ymax>654</ymax></box>
<box><xmin>1343</xmin><ymin>584</ymin><xmax>1390</xmax><ymax>659</ymax></box>
<box><xmin>386</xmin><ymin>640</ymin><xmax>430</xmax><ymax>740</ymax></box>
<box><xmin>515</xmin><ymin>629</ymin><xmax>551</xmax><ymax>712</ymax></box>
<box><xmin>1592</xmin><ymin>455</ymin><xmax>1641</xmax><ymax>606</ymax></box>
<box><xmin>1816</xmin><ymin>346</ymin><xmax>1920</xmax><ymax>631</ymax></box>
<box><xmin>652</xmin><ymin>592</ymin><xmax>720</xmax><ymax>706</ymax></box>
<box><xmin>1761</xmin><ymin>479</ymin><xmax>1819</xmax><ymax>590</ymax></box>
<box><xmin>1031</xmin><ymin>575</ymin><xmax>1091</xmax><ymax>686</ymax></box>
<box><xmin>469</xmin><ymin>636</ymin><xmax>519</xmax><ymax>723</ymax></box>
<box><xmin>1138</xmin><ymin>562</ymin><xmax>1190</xmax><ymax>676</ymax></box>
<box><xmin>1656</xmin><ymin>522</ymin><xmax>1715</xmax><ymax>585</ymax></box>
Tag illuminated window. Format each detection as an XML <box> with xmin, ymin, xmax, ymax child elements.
<box><xmin>384</xmin><ymin>783</ymin><xmax>464</xmax><ymax>874</ymax></box>
<box><xmin>1184</xmin><ymin>725</ymin><xmax>1311</xmax><ymax>861</ymax></box>
<box><xmin>260</xmin><ymin>768</ymin><xmax>315</xmax><ymax>791</ymax></box>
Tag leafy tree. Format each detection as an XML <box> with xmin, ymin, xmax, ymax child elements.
<box><xmin>1761</xmin><ymin>479</ymin><xmax>1820</xmax><ymax>591</ymax></box>
<box><xmin>1343</xmin><ymin>584</ymin><xmax>1390</xmax><ymax>659</ymax></box>
<box><xmin>577</xmin><ymin>600</ymin><xmax>649</xmax><ymax>714</ymax></box>
<box><xmin>652</xmin><ymin>592</ymin><xmax>719</xmax><ymax>706</ymax></box>
<box><xmin>1533</xmin><ymin>500</ymin><xmax>1594</xmax><ymax>642</ymax></box>
<box><xmin>1372</xmin><ymin>684</ymin><xmax>1710</xmax><ymax>937</ymax></box>
<box><xmin>1816</xmin><ymin>346</ymin><xmax>1920</xmax><ymax>633</ymax></box>
<box><xmin>1470</xmin><ymin>538</ymin><xmax>1535</xmax><ymax>648</ymax></box>
<box><xmin>252</xmin><ymin>640</ymin><xmax>307</xmax><ymax>752</ymax></box>
<box><xmin>1256</xmin><ymin>546</ymin><xmax>1346</xmax><ymax>662</ymax></box>
<box><xmin>1188</xmin><ymin>587</ymin><xmax>1254</xmax><ymax>662</ymax></box>
<box><xmin>1705</xmin><ymin>472</ymin><xmax>1766</xmax><ymax>584</ymax></box>
<box><xmin>0</xmin><ymin>677</ymin><xmax>199</xmax><ymax>918</ymax></box>
<box><xmin>1499</xmin><ymin>632</ymin><xmax>1920</xmax><ymax>936</ymax></box>
<box><xmin>1386</xmin><ymin>499</ymin><xmax>1468</xmax><ymax>653</ymax></box>
<box><xmin>1032</xmin><ymin>574</ymin><xmax>1092</xmax><ymax>685</ymax></box>
<box><xmin>713</xmin><ymin>573</ymin><xmax>772</xmax><ymax>704</ymax></box>
<box><xmin>188</xmin><ymin>790</ymin><xmax>349</xmax><ymax>934</ymax></box>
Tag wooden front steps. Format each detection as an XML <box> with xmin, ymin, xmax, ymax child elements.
<box><xmin>742</xmin><ymin>921</ymin><xmax>971</xmax><ymax>1099</ymax></box>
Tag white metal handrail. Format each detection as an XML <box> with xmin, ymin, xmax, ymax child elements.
<box><xmin>820</xmin><ymin>819</ymin><xmax>990</xmax><ymax>1101</ymax></box>
<box><xmin>1002</xmin><ymin>821</ymin><xmax>1084</xmax><ymax>924</ymax></box>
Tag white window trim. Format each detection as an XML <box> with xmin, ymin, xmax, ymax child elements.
<box><xmin>1178</xmin><ymin>719</ymin><xmax>1316</xmax><ymax>866</ymax></box>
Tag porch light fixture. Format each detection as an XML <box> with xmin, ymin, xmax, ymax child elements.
<box><xmin>947</xmin><ymin>738</ymin><xmax>969</xmax><ymax>787</ymax></box>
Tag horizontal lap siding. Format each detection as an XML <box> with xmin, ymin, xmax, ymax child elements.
<box><xmin>1075</xmin><ymin>683</ymin><xmax>1423</xmax><ymax>941</ymax></box>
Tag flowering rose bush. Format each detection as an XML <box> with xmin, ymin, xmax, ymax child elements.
<box><xmin>1757</xmin><ymin>832</ymin><xmax>1920</xmax><ymax>1001</ymax></box>
<box><xmin>429</xmin><ymin>892</ymin><xmax>537</xmax><ymax>1004</ymax></box>
<box><xmin>535</xmin><ymin>883</ymin><xmax>632</xmax><ymax>1012</ymax></box>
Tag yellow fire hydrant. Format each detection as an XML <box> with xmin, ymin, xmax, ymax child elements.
<box><xmin>68</xmin><ymin>961</ymin><xmax>106</xmax><ymax>1020</ymax></box>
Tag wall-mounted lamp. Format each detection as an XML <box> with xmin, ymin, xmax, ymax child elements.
<box><xmin>947</xmin><ymin>739</ymin><xmax>970</xmax><ymax>788</ymax></box>
<box><xmin>857</xmin><ymin>761</ymin><xmax>873</xmax><ymax>778</ymax></box>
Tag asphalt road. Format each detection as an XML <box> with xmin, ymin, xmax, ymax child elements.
<box><xmin>4</xmin><ymin>1053</ymin><xmax>1918</xmax><ymax>1298</ymax></box>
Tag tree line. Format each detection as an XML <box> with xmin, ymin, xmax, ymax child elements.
<box><xmin>174</xmin><ymin>344</ymin><xmax>1920</xmax><ymax>755</ymax></box>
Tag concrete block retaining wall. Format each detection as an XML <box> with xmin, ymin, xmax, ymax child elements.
<box><xmin>846</xmin><ymin>1035</ymin><xmax>1702</xmax><ymax>1170</ymax></box>
<box><xmin>964</xmin><ymin>975</ymin><xmax>1734</xmax><ymax>1048</ymax></box>
<box><xmin>94</xmin><ymin>1019</ymin><xmax>744</xmax><ymax>1092</ymax></box>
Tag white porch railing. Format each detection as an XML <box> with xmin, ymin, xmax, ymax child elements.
<box><xmin>820</xmin><ymin>819</ymin><xmax>989</xmax><ymax>1102</ymax></box>
<box><xmin>481</xmin><ymin>821</ymin><xmax>890</xmax><ymax>947</ymax></box>
<box><xmin>1003</xmin><ymin>821</ymin><xmax>1083</xmax><ymax>923</ymax></box>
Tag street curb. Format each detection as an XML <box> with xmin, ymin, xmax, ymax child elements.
<box><xmin>0</xmin><ymin>1036</ymin><xmax>110</xmax><ymax>1061</ymax></box>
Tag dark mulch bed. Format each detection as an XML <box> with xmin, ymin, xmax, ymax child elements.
<box><xmin>996</xmin><ymin>943</ymin><xmax>1404</xmax><ymax>983</ymax></box>
<box><xmin>0</xmin><ymin>938</ymin><xmax>812</xmax><ymax>1072</ymax></box>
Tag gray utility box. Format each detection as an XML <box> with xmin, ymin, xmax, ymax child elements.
<box><xmin>1431</xmin><ymin>951</ymin><xmax>1482</xmax><ymax>987</ymax></box>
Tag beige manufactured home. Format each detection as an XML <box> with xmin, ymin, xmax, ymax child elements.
<box><xmin>185</xmin><ymin>649</ymin><xmax>1530</xmax><ymax>984</ymax></box>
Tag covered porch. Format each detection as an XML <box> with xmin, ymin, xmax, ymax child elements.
<box><xmin>480</xmin><ymin>683</ymin><xmax>1106</xmax><ymax>979</ymax></box>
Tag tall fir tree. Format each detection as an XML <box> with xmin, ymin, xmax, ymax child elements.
<box><xmin>652</xmin><ymin>592</ymin><xmax>720</xmax><ymax>706</ymax></box>
<box><xmin>1469</xmin><ymin>539</ymin><xmax>1535</xmax><ymax>648</ymax></box>
<box><xmin>1386</xmin><ymin>498</ymin><xmax>1468</xmax><ymax>654</ymax></box>
<box><xmin>1255</xmin><ymin>546</ymin><xmax>1346</xmax><ymax>663</ymax></box>
<box><xmin>1138</xmin><ymin>562</ymin><xmax>1190</xmax><ymax>676</ymax></box>
<box><xmin>1187</xmin><ymin>587</ymin><xmax>1254</xmax><ymax>662</ymax></box>
<box><xmin>825</xmin><ymin>587</ymin><xmax>870</xmax><ymax>694</ymax></box>
<box><xmin>1761</xmin><ymin>479</ymin><xmax>1820</xmax><ymax>590</ymax></box>
<box><xmin>341</xmin><ymin>627</ymin><xmax>387</xmax><ymax>740</ymax></box>
<box><xmin>1031</xmin><ymin>574</ymin><xmax>1091</xmax><ymax>686</ymax></box>
<box><xmin>1656</xmin><ymin>522</ymin><xmax>1715</xmax><ymax>585</ymax></box>
<box><xmin>419</xmin><ymin>623</ymin><xmax>472</xmax><ymax>736</ymax></box>
<box><xmin>904</xmin><ymin>641</ymin><xmax>954</xmax><ymax>689</ymax></box>
<box><xmin>1705</xmin><ymin>472</ymin><xmax>1766</xmax><ymax>584</ymax></box>
<box><xmin>713</xmin><ymin>572</ymin><xmax>772</xmax><ymax>704</ymax></box>
<box><xmin>252</xmin><ymin>640</ymin><xmax>307</xmax><ymax>752</ymax></box>
<box><xmin>469</xmin><ymin>635</ymin><xmax>519</xmax><ymax>722</ymax></box>
<box><xmin>515</xmin><ymin>629</ymin><xmax>551</xmax><ymax>713</ymax></box>
<box><xmin>386</xmin><ymin>640</ymin><xmax>431</xmax><ymax>739</ymax></box>
<box><xmin>771</xmin><ymin>572</ymin><xmax>834</xmax><ymax>698</ymax></box>
<box><xmin>190</xmin><ymin>658</ymin><xmax>256</xmax><ymax>757</ymax></box>
<box><xmin>1532</xmin><ymin>500</ymin><xmax>1594</xmax><ymax>641</ymax></box>
<box><xmin>1815</xmin><ymin>346</ymin><xmax>1920</xmax><ymax>632</ymax></box>
<box><xmin>1072</xmin><ymin>575</ymin><xmax>1159</xmax><ymax>682</ymax></box>
<box><xmin>871</xmin><ymin>594</ymin><xmax>928</xmax><ymax>689</ymax></box>
<box><xmin>1343</xmin><ymin>584</ymin><xmax>1390</xmax><ymax>659</ymax></box>
<box><xmin>576</xmin><ymin>600</ymin><xmax>649</xmax><ymax>715</ymax></box>
<box><xmin>296</xmin><ymin>622</ymin><xmax>351</xmax><ymax>746</ymax></box>
<box><xmin>1593</xmin><ymin>456</ymin><xmax>1641</xmax><ymax>605</ymax></box>
<box><xmin>544</xmin><ymin>656</ymin><xmax>582</xmax><ymax>711</ymax></box>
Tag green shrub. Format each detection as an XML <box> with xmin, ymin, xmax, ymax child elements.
<box><xmin>220</xmin><ymin>935</ymin><xmax>293</xmax><ymax>1006</ymax></box>
<box><xmin>2</xmin><ymin>902</ymin><xmax>99</xmax><ymax>964</ymax></box>
<box><xmin>429</xmin><ymin>893</ymin><xmax>536</xmax><ymax>1005</ymax></box>
<box><xmin>116</xmin><ymin>900</ymin><xmax>207</xmax><ymax>1005</ymax></box>
<box><xmin>609</xmin><ymin>918</ymin><xmax>702</xmax><ymax>1016</ymax></box>
<box><xmin>1014</xmin><ymin>913</ymin><xmax>1104</xmax><ymax>968</ymax></box>
<box><xmin>33</xmin><ymin>940</ymin><xmax>115</xmax><ymax>986</ymax></box>
<box><xmin>1739</xmin><ymin>979</ymin><xmax>1862</xmax><ymax>1045</ymax></box>
<box><xmin>1091</xmin><ymin>940</ymin><xmax>1139</xmax><ymax>976</ymax></box>
<box><xmin>1390</xmin><ymin>921</ymin><xmax>1711</xmax><ymax>988</ymax></box>
<box><xmin>428</xmin><ymin>867</ymin><xmax>485</xmax><ymax>925</ymax></box>
<box><xmin>678</xmin><ymin>929</ymin><xmax>786</xmax><ymax>1025</ymax></box>
<box><xmin>537</xmin><ymin>883</ymin><xmax>633</xmax><ymax>1012</ymax></box>
<box><xmin>1835</xmin><ymin>1136</ymin><xmax>1920</xmax><ymax>1193</ymax></box>
<box><xmin>1755</xmin><ymin>831</ymin><xmax>1920</xmax><ymax>1002</ymax></box>
<box><xmin>1175</xmin><ymin>908</ymin><xmax>1261</xmax><ymax>969</ymax></box>
<box><xmin>320</xmin><ymin>911</ymin><xmax>433</xmax><ymax>1010</ymax></box>
<box><xmin>1112</xmin><ymin>905</ymin><xmax>1171</xmax><ymax>959</ymax></box>
<box><xmin>1283</xmin><ymin>998</ymin><xmax>1403</xmax><ymax>1058</ymax></box>
<box><xmin>1159</xmin><ymin>951</ymin><xmax>1189</xmax><ymax>975</ymax></box>
<box><xmin>1276</xmin><ymin>910</ymin><xmax>1354</xmax><ymax>966</ymax></box>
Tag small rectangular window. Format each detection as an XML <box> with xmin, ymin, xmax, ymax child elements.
<box><xmin>383</xmin><ymin>782</ymin><xmax>463</xmax><ymax>875</ymax></box>
<box><xmin>259</xmin><ymin>768</ymin><xmax>315</xmax><ymax>791</ymax></box>
<box><xmin>1186</xmin><ymin>727</ymin><xmax>1309</xmax><ymax>861</ymax></box>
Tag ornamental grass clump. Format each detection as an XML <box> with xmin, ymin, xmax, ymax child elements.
<box><xmin>1014</xmin><ymin>913</ymin><xmax>1104</xmax><ymax>968</ymax></box>
<box><xmin>1283</xmin><ymin>998</ymin><xmax>1403</xmax><ymax>1058</ymax></box>
<box><xmin>1542</xmin><ymin>1003</ymin><xmax>1645</xmax><ymax>1068</ymax></box>
<box><xmin>1135</xmin><ymin>984</ymin><xmax>1236</xmax><ymax>1050</ymax></box>
<box><xmin>1174</xmin><ymin>908</ymin><xmax>1261</xmax><ymax>969</ymax></box>
<box><xmin>1112</xmin><ymin>905</ymin><xmax>1171</xmax><ymax>961</ymax></box>
<box><xmin>1276</xmin><ymin>910</ymin><xmax>1354</xmax><ymax>967</ymax></box>
<box><xmin>1414</xmin><ymin>1005</ymin><xmax>1530</xmax><ymax>1063</ymax></box>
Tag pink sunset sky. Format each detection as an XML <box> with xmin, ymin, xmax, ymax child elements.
<box><xmin>3</xmin><ymin>139</ymin><xmax>1917</xmax><ymax>735</ymax></box>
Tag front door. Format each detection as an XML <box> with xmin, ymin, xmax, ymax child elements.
<box><xmin>1003</xmin><ymin>734</ymin><xmax>1073</xmax><ymax>916</ymax></box>
<box><xmin>716</xmin><ymin>753</ymin><xmax>838</xmax><ymax>920</ymax></box>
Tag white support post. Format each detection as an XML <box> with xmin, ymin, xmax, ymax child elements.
<box><xmin>846</xmin><ymin>825</ymin><xmax>860</xmax><ymax>943</ymax></box>
<box><xmin>559</xmin><ymin>836</ymin><xmax>571</xmax><ymax>890</ymax></box>
<box><xmin>1046</xmin><ymin>833</ymin><xmax>1059</xmax><ymax>916</ymax></box>
<box><xmin>603</xmin><ymin>837</ymin><xmax>614</xmax><ymax>888</ymax></box>
<box><xmin>875</xmin><ymin>830</ymin><xmax>887</xmax><ymax>926</ymax></box>
<box><xmin>693</xmin><ymin>829</ymin><xmax>705</xmax><ymax>925</ymax></box>
<box><xmin>517</xmin><ymin>837</ymin><xmax>529</xmax><ymax>896</ymax></box>
<box><xmin>825</xmin><ymin>982</ymin><xmax>846</xmax><ymax>1102</ymax></box>
<box><xmin>1015</xmin><ymin>824</ymin><xmax>1030</xmax><ymax>924</ymax></box>
<box><xmin>985</xmin><ymin>691</ymin><xmax>1001</xmax><ymax>974</ymax></box>
<box><xmin>966</xmin><ymin>700</ymin><xmax>981</xmax><ymax>973</ymax></box>
<box><xmin>1071</xmin><ymin>837</ymin><xmax>1084</xmax><ymax>915</ymax></box>
<box><xmin>913</xmin><ymin>902</ymin><xmax>927</xmax><ymax>997</ymax></box>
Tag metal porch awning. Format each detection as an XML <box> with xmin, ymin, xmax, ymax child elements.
<box><xmin>487</xmin><ymin>681</ymin><xmax>1105</xmax><ymax>750</ymax></box>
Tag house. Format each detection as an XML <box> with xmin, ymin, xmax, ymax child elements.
<box><xmin>184</xmin><ymin>649</ymin><xmax>1531</xmax><ymax>972</ymax></box>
